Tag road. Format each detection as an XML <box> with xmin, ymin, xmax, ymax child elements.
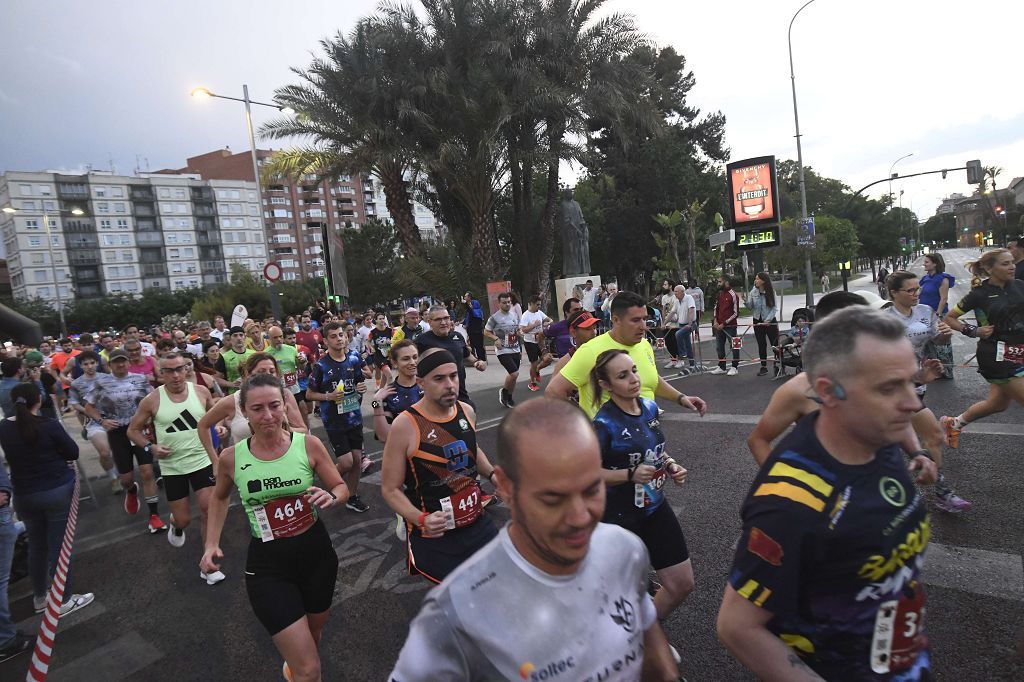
<box><xmin>3</xmin><ymin>249</ymin><xmax>1022</xmax><ymax>681</ymax></box>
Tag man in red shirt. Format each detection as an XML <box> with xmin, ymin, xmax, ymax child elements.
<box><xmin>295</xmin><ymin>313</ymin><xmax>323</xmax><ymax>359</ymax></box>
<box><xmin>709</xmin><ymin>276</ymin><xmax>740</xmax><ymax>376</ymax></box>
<box><xmin>49</xmin><ymin>337</ymin><xmax>81</xmax><ymax>413</ymax></box>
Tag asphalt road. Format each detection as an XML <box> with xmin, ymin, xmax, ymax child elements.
<box><xmin>3</xmin><ymin>249</ymin><xmax>1022</xmax><ymax>681</ymax></box>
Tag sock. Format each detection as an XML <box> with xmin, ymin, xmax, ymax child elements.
<box><xmin>935</xmin><ymin>471</ymin><xmax>951</xmax><ymax>496</ymax></box>
<box><xmin>146</xmin><ymin>497</ymin><xmax>159</xmax><ymax>515</ymax></box>
<box><xmin>953</xmin><ymin>414</ymin><xmax>968</xmax><ymax>430</ymax></box>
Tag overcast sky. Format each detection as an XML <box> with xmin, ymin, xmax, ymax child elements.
<box><xmin>1</xmin><ymin>0</ymin><xmax>1020</xmax><ymax>219</ymax></box>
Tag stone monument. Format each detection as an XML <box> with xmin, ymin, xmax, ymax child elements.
<box><xmin>560</xmin><ymin>188</ymin><xmax>590</xmax><ymax>277</ymax></box>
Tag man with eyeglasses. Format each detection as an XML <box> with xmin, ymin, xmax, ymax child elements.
<box><xmin>128</xmin><ymin>352</ymin><xmax>224</xmax><ymax>584</ymax></box>
<box><xmin>124</xmin><ymin>340</ymin><xmax>158</xmax><ymax>386</ymax></box>
<box><xmin>123</xmin><ymin>324</ymin><xmax>156</xmax><ymax>358</ymax></box>
<box><xmin>415</xmin><ymin>304</ymin><xmax>487</xmax><ymax>407</ymax></box>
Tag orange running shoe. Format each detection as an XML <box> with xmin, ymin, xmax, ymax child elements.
<box><xmin>939</xmin><ymin>416</ymin><xmax>962</xmax><ymax>448</ymax></box>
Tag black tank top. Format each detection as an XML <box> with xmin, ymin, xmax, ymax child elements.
<box><xmin>403</xmin><ymin>402</ymin><xmax>480</xmax><ymax>514</ymax></box>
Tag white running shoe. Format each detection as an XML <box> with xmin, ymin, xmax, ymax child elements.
<box><xmin>200</xmin><ymin>570</ymin><xmax>226</xmax><ymax>585</ymax></box>
<box><xmin>395</xmin><ymin>513</ymin><xmax>407</xmax><ymax>541</ymax></box>
<box><xmin>709</xmin><ymin>367</ymin><xmax>727</xmax><ymax>375</ymax></box>
<box><xmin>59</xmin><ymin>593</ymin><xmax>95</xmax><ymax>618</ymax></box>
<box><xmin>663</xmin><ymin>359</ymin><xmax>677</xmax><ymax>369</ymax></box>
<box><xmin>726</xmin><ymin>367</ymin><xmax>738</xmax><ymax>376</ymax></box>
<box><xmin>167</xmin><ymin>514</ymin><xmax>186</xmax><ymax>548</ymax></box>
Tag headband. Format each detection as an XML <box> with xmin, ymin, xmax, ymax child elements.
<box><xmin>416</xmin><ymin>349</ymin><xmax>457</xmax><ymax>378</ymax></box>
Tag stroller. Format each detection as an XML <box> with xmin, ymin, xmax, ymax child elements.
<box><xmin>773</xmin><ymin>307</ymin><xmax>813</xmax><ymax>379</ymax></box>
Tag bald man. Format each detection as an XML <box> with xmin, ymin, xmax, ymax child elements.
<box><xmin>266</xmin><ymin>325</ymin><xmax>305</xmax><ymax>403</ymax></box>
<box><xmin>390</xmin><ymin>398</ymin><xmax>680</xmax><ymax>682</ymax></box>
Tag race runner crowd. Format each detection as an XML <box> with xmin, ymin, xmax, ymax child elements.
<box><xmin>0</xmin><ymin>241</ymin><xmax>1022</xmax><ymax>680</ymax></box>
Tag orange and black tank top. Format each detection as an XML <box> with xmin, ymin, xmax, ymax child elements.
<box><xmin>403</xmin><ymin>401</ymin><xmax>481</xmax><ymax>516</ymax></box>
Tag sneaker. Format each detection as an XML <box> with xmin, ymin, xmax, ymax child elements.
<box><xmin>726</xmin><ymin>367</ymin><xmax>738</xmax><ymax>376</ymax></box>
<box><xmin>664</xmin><ymin>359</ymin><xmax>678</xmax><ymax>369</ymax></box>
<box><xmin>33</xmin><ymin>595</ymin><xmax>47</xmax><ymax>614</ymax></box>
<box><xmin>395</xmin><ymin>513</ymin><xmax>407</xmax><ymax>541</ymax></box>
<box><xmin>757</xmin><ymin>367</ymin><xmax>768</xmax><ymax>376</ymax></box>
<box><xmin>346</xmin><ymin>495</ymin><xmax>369</xmax><ymax>513</ymax></box>
<box><xmin>167</xmin><ymin>515</ymin><xmax>186</xmax><ymax>548</ymax></box>
<box><xmin>282</xmin><ymin>661</ymin><xmax>294</xmax><ymax>682</ymax></box>
<box><xmin>709</xmin><ymin>367</ymin><xmax>727</xmax><ymax>375</ymax></box>
<box><xmin>505</xmin><ymin>391</ymin><xmax>516</xmax><ymax>408</ymax></box>
<box><xmin>147</xmin><ymin>514</ymin><xmax>167</xmax><ymax>534</ymax></box>
<box><xmin>0</xmin><ymin>632</ymin><xmax>34</xmax><ymax>664</ymax></box>
<box><xmin>669</xmin><ymin>644</ymin><xmax>682</xmax><ymax>665</ymax></box>
<box><xmin>59</xmin><ymin>593</ymin><xmax>95</xmax><ymax>618</ymax></box>
<box><xmin>939</xmin><ymin>416</ymin><xmax>962</xmax><ymax>448</ymax></box>
<box><xmin>81</xmin><ymin>427</ymin><xmax>88</xmax><ymax>440</ymax></box>
<box><xmin>482</xmin><ymin>493</ymin><xmax>501</xmax><ymax>508</ymax></box>
<box><xmin>200</xmin><ymin>570</ymin><xmax>226</xmax><ymax>585</ymax></box>
<box><xmin>110</xmin><ymin>478</ymin><xmax>123</xmax><ymax>495</ymax></box>
<box><xmin>498</xmin><ymin>389</ymin><xmax>513</xmax><ymax>408</ymax></box>
<box><xmin>934</xmin><ymin>491</ymin><xmax>973</xmax><ymax>514</ymax></box>
<box><xmin>360</xmin><ymin>456</ymin><xmax>374</xmax><ymax>474</ymax></box>
<box><xmin>124</xmin><ymin>482</ymin><xmax>140</xmax><ymax>515</ymax></box>
<box><xmin>528</xmin><ymin>381</ymin><xmax>540</xmax><ymax>392</ymax></box>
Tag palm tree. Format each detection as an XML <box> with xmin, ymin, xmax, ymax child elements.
<box><xmin>261</xmin><ymin>18</ymin><xmax>427</xmax><ymax>261</ymax></box>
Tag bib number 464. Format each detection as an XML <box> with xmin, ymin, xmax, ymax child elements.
<box><xmin>273</xmin><ymin>498</ymin><xmax>304</xmax><ymax>521</ymax></box>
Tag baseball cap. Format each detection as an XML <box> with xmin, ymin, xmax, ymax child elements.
<box><xmin>405</xmin><ymin>307</ymin><xmax>419</xmax><ymax>315</ymax></box>
<box><xmin>855</xmin><ymin>290</ymin><xmax>892</xmax><ymax>311</ymax></box>
<box><xmin>108</xmin><ymin>348</ymin><xmax>129</xmax><ymax>362</ymax></box>
<box><xmin>23</xmin><ymin>350</ymin><xmax>44</xmax><ymax>367</ymax></box>
<box><xmin>568</xmin><ymin>311</ymin><xmax>600</xmax><ymax>330</ymax></box>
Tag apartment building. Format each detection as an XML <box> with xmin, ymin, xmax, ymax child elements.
<box><xmin>0</xmin><ymin>170</ymin><xmax>265</xmax><ymax>303</ymax></box>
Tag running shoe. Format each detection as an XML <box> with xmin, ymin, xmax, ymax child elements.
<box><xmin>528</xmin><ymin>381</ymin><xmax>540</xmax><ymax>392</ymax></box>
<box><xmin>482</xmin><ymin>493</ymin><xmax>502</xmax><ymax>508</ymax></box>
<box><xmin>498</xmin><ymin>389</ymin><xmax>513</xmax><ymax>408</ymax></box>
<box><xmin>708</xmin><ymin>367</ymin><xmax>727</xmax><ymax>375</ymax></box>
<box><xmin>346</xmin><ymin>495</ymin><xmax>369</xmax><ymax>513</ymax></box>
<box><xmin>664</xmin><ymin>359</ymin><xmax>678</xmax><ymax>369</ymax></box>
<box><xmin>678</xmin><ymin>368</ymin><xmax>690</xmax><ymax>377</ymax></box>
<box><xmin>395</xmin><ymin>513</ymin><xmax>407</xmax><ymax>541</ymax></box>
<box><xmin>80</xmin><ymin>427</ymin><xmax>88</xmax><ymax>440</ymax></box>
<box><xmin>110</xmin><ymin>478</ymin><xmax>123</xmax><ymax>495</ymax></box>
<box><xmin>360</xmin><ymin>456</ymin><xmax>375</xmax><ymax>474</ymax></box>
<box><xmin>505</xmin><ymin>391</ymin><xmax>516</xmax><ymax>408</ymax></box>
<box><xmin>939</xmin><ymin>416</ymin><xmax>962</xmax><ymax>448</ymax></box>
<box><xmin>282</xmin><ymin>661</ymin><xmax>294</xmax><ymax>682</ymax></box>
<box><xmin>934</xmin><ymin>491</ymin><xmax>973</xmax><ymax>514</ymax></box>
<box><xmin>59</xmin><ymin>593</ymin><xmax>95</xmax><ymax>618</ymax></box>
<box><xmin>726</xmin><ymin>367</ymin><xmax>738</xmax><ymax>376</ymax></box>
<box><xmin>0</xmin><ymin>632</ymin><xmax>34</xmax><ymax>664</ymax></box>
<box><xmin>200</xmin><ymin>570</ymin><xmax>226</xmax><ymax>585</ymax></box>
<box><xmin>147</xmin><ymin>514</ymin><xmax>167</xmax><ymax>534</ymax></box>
<box><xmin>167</xmin><ymin>514</ymin><xmax>186</xmax><ymax>548</ymax></box>
<box><xmin>124</xmin><ymin>482</ymin><xmax>140</xmax><ymax>515</ymax></box>
<box><xmin>669</xmin><ymin>644</ymin><xmax>682</xmax><ymax>665</ymax></box>
<box><xmin>757</xmin><ymin>367</ymin><xmax>768</xmax><ymax>376</ymax></box>
<box><xmin>33</xmin><ymin>595</ymin><xmax>47</xmax><ymax>614</ymax></box>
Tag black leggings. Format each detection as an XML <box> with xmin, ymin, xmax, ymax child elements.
<box><xmin>753</xmin><ymin>319</ymin><xmax>780</xmax><ymax>367</ymax></box>
<box><xmin>467</xmin><ymin>327</ymin><xmax>487</xmax><ymax>363</ymax></box>
<box><xmin>664</xmin><ymin>328</ymin><xmax>678</xmax><ymax>358</ymax></box>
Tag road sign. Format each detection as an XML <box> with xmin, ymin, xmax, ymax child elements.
<box><xmin>797</xmin><ymin>216</ymin><xmax>815</xmax><ymax>246</ymax></box>
<box><xmin>263</xmin><ymin>262</ymin><xmax>282</xmax><ymax>282</ymax></box>
<box><xmin>709</xmin><ymin>229</ymin><xmax>735</xmax><ymax>248</ymax></box>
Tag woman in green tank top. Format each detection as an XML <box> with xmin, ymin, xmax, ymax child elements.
<box><xmin>201</xmin><ymin>373</ymin><xmax>348</xmax><ymax>681</ymax></box>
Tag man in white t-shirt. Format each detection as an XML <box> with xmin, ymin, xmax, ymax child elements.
<box><xmin>389</xmin><ymin>398</ymin><xmax>680</xmax><ymax>682</ymax></box>
<box><xmin>519</xmin><ymin>295</ymin><xmax>553</xmax><ymax>392</ymax></box>
<box><xmin>209</xmin><ymin>315</ymin><xmax>227</xmax><ymax>342</ymax></box>
<box><xmin>484</xmin><ymin>292</ymin><xmax>522</xmax><ymax>408</ymax></box>
<box><xmin>581</xmin><ymin>279</ymin><xmax>597</xmax><ymax>312</ymax></box>
<box><xmin>668</xmin><ymin>285</ymin><xmax>697</xmax><ymax>372</ymax></box>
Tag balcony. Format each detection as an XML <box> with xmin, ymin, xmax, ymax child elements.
<box><xmin>194</xmin><ymin>205</ymin><xmax>216</xmax><ymax>217</ymax></box>
<box><xmin>136</xmin><ymin>232</ymin><xmax>163</xmax><ymax>246</ymax></box>
<box><xmin>191</xmin><ymin>187</ymin><xmax>215</xmax><ymax>201</ymax></box>
<box><xmin>72</xmin><ymin>266</ymin><xmax>101</xmax><ymax>282</ymax></box>
<box><xmin>135</xmin><ymin>218</ymin><xmax>158</xmax><ymax>232</ymax></box>
<box><xmin>203</xmin><ymin>273</ymin><xmax>227</xmax><ymax>285</ymax></box>
<box><xmin>195</xmin><ymin>218</ymin><xmax>216</xmax><ymax>232</ymax></box>
<box><xmin>130</xmin><ymin>188</ymin><xmax>155</xmax><ymax>201</ymax></box>
<box><xmin>197</xmin><ymin>232</ymin><xmax>222</xmax><ymax>246</ymax></box>
<box><xmin>134</xmin><ymin>204</ymin><xmax>155</xmax><ymax>217</ymax></box>
<box><xmin>199</xmin><ymin>247</ymin><xmax>222</xmax><ymax>261</ymax></box>
<box><xmin>201</xmin><ymin>260</ymin><xmax>225</xmax><ymax>274</ymax></box>
<box><xmin>68</xmin><ymin>235</ymin><xmax>99</xmax><ymax>249</ymax></box>
<box><xmin>57</xmin><ymin>183</ymin><xmax>89</xmax><ymax>199</ymax></box>
<box><xmin>139</xmin><ymin>248</ymin><xmax>164</xmax><ymax>264</ymax></box>
<box><xmin>69</xmin><ymin>250</ymin><xmax>100</xmax><ymax>266</ymax></box>
<box><xmin>142</xmin><ymin>263</ymin><xmax>167</xmax><ymax>277</ymax></box>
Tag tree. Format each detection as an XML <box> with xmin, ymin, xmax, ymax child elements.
<box><xmin>651</xmin><ymin>210</ymin><xmax>685</xmax><ymax>282</ymax></box>
<box><xmin>920</xmin><ymin>212</ymin><xmax>956</xmax><ymax>247</ymax></box>
<box><xmin>339</xmin><ymin>217</ymin><xmax>400</xmax><ymax>306</ymax></box>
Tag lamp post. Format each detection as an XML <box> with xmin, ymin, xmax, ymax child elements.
<box><xmin>788</xmin><ymin>0</ymin><xmax>819</xmax><ymax>308</ymax></box>
<box><xmin>190</xmin><ymin>85</ymin><xmax>294</xmax><ymax>320</ymax></box>
<box><xmin>888</xmin><ymin>152</ymin><xmax>914</xmax><ymax>206</ymax></box>
<box><xmin>2</xmin><ymin>204</ymin><xmax>83</xmax><ymax>338</ymax></box>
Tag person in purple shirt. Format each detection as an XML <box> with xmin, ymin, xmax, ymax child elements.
<box><xmin>543</xmin><ymin>297</ymin><xmax>582</xmax><ymax>358</ymax></box>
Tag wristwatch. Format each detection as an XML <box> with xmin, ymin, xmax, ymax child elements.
<box><xmin>371</xmin><ymin>400</ymin><xmax>381</xmax><ymax>410</ymax></box>
<box><xmin>142</xmin><ymin>443</ymin><xmax>153</xmax><ymax>454</ymax></box>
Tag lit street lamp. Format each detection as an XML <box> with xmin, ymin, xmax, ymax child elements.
<box><xmin>2</xmin><ymin>204</ymin><xmax>84</xmax><ymax>338</ymax></box>
<box><xmin>788</xmin><ymin>0</ymin><xmax>819</xmax><ymax>308</ymax></box>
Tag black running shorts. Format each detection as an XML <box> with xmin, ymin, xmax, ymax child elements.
<box><xmin>524</xmin><ymin>341</ymin><xmax>542</xmax><ymax>363</ymax></box>
<box><xmin>108</xmin><ymin>426</ymin><xmax>154</xmax><ymax>475</ymax></box>
<box><xmin>604</xmin><ymin>501</ymin><xmax>689</xmax><ymax>570</ymax></box>
<box><xmin>407</xmin><ymin>515</ymin><xmax>498</xmax><ymax>583</ymax></box>
<box><xmin>325</xmin><ymin>425</ymin><xmax>364</xmax><ymax>457</ymax></box>
<box><xmin>497</xmin><ymin>353</ymin><xmax>522</xmax><ymax>375</ymax></box>
<box><xmin>245</xmin><ymin>519</ymin><xmax>338</xmax><ymax>635</ymax></box>
<box><xmin>163</xmin><ymin>464</ymin><xmax>215</xmax><ymax>502</ymax></box>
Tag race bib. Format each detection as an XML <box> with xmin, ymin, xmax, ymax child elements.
<box><xmin>283</xmin><ymin>371</ymin><xmax>297</xmax><ymax>387</ymax></box>
<box><xmin>505</xmin><ymin>332</ymin><xmax>520</xmax><ymax>347</ymax></box>
<box><xmin>995</xmin><ymin>341</ymin><xmax>1024</xmax><ymax>365</ymax></box>
<box><xmin>634</xmin><ymin>460</ymin><xmax>669</xmax><ymax>509</ymax></box>
<box><xmin>337</xmin><ymin>392</ymin><xmax>360</xmax><ymax>414</ymax></box>
<box><xmin>252</xmin><ymin>494</ymin><xmax>316</xmax><ymax>542</ymax></box>
<box><xmin>870</xmin><ymin>589</ymin><xmax>927</xmax><ymax>674</ymax></box>
<box><xmin>439</xmin><ymin>484</ymin><xmax>483</xmax><ymax>530</ymax></box>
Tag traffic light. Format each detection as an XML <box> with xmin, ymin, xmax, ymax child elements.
<box><xmin>966</xmin><ymin>160</ymin><xmax>983</xmax><ymax>184</ymax></box>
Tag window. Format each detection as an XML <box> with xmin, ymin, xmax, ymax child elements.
<box><xmin>114</xmin><ymin>202</ymin><xmax>125</xmax><ymax>212</ymax></box>
<box><xmin>31</xmin><ymin>253</ymin><xmax>45</xmax><ymax>264</ymax></box>
<box><xmin>224</xmin><ymin>246</ymin><xmax>235</xmax><ymax>257</ymax></box>
<box><xmin>19</xmin><ymin>184</ymin><xmax>32</xmax><ymax>196</ymax></box>
<box><xmin>121</xmin><ymin>250</ymin><xmax>133</xmax><ymax>262</ymax></box>
<box><xmin>160</xmin><ymin>202</ymin><xmax>172</xmax><ymax>213</ymax></box>
<box><xmin>272</xmin><ymin>209</ymin><xmax>288</xmax><ymax>218</ymax></box>
<box><xmin>22</xmin><ymin>200</ymin><xmax>36</xmax><ymax>210</ymax></box>
<box><xmin>183</xmin><ymin>247</ymin><xmax>194</xmax><ymax>257</ymax></box>
<box><xmin>248</xmin><ymin>191</ymin><xmax>257</xmax><ymax>202</ymax></box>
<box><xmin>47</xmin><ymin>219</ymin><xmax>56</xmax><ymax>229</ymax></box>
<box><xmin>238</xmin><ymin>245</ymin><xmax>249</xmax><ymax>256</ymax></box>
<box><xmin>37</xmin><ymin>185</ymin><xmax>52</xmax><ymax>196</ymax></box>
<box><xmin>116</xmin><ymin>219</ymin><xmax>128</xmax><ymax>229</ymax></box>
<box><xmin>28</xmin><ymin>236</ymin><xmax>42</xmax><ymax>247</ymax></box>
<box><xmin>158</xmin><ymin>188</ymin><xmax>170</xmax><ymax>198</ymax></box>
<box><xmin>43</xmin><ymin>200</ymin><xmax>56</xmax><ymax>210</ymax></box>
<box><xmin>169</xmin><ymin>248</ymin><xmax>180</xmax><ymax>258</ymax></box>
<box><xmin>25</xmin><ymin>219</ymin><xmax>39</xmax><ymax>229</ymax></box>
<box><xmin>180</xmin><ymin>233</ymin><xmax>193</xmax><ymax>243</ymax></box>
<box><xmin>111</xmin><ymin>187</ymin><xmax>123</xmax><ymax>198</ymax></box>
<box><xmin>217</xmin><ymin>190</ymin><xmax>228</xmax><ymax>200</ymax></box>
<box><xmin>97</xmin><ymin>202</ymin><xmax>109</xmax><ymax>213</ymax></box>
<box><xmin>51</xmin><ymin>235</ymin><xmax>59</xmax><ymax>247</ymax></box>
<box><xmin>178</xmin><ymin>219</ymin><xmax>190</xmax><ymax>228</ymax></box>
<box><xmin>270</xmin><ymin>197</ymin><xmax>287</xmax><ymax>205</ymax></box>
<box><xmin>124</xmin><ymin>282</ymin><xmax>138</xmax><ymax>292</ymax></box>
<box><xmin>99</xmin><ymin>219</ymin><xmax>112</xmax><ymax>229</ymax></box>
<box><xmin>95</xmin><ymin>187</ymin><xmax>107</xmax><ymax>197</ymax></box>
<box><xmin>38</xmin><ymin>287</ymin><xmax>51</xmax><ymax>298</ymax></box>
<box><xmin>102</xmin><ymin>235</ymin><xmax>115</xmax><ymax>246</ymax></box>
<box><xmin>104</xmin><ymin>251</ymin><xmax>117</xmax><ymax>262</ymax></box>
<box><xmin>173</xmin><ymin>188</ymin><xmax>186</xmax><ymax>199</ymax></box>
<box><xmin>34</xmin><ymin>269</ymin><xmax>49</xmax><ymax>283</ymax></box>
<box><xmin>230</xmin><ymin>189</ymin><xmax>240</xmax><ymax>199</ymax></box>
<box><xmin>171</xmin><ymin>263</ymin><xmax>183</xmax><ymax>273</ymax></box>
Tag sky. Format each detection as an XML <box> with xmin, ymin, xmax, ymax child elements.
<box><xmin>1</xmin><ymin>0</ymin><xmax>1021</xmax><ymax>219</ymax></box>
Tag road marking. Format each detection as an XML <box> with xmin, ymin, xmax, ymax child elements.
<box><xmin>657</xmin><ymin>411</ymin><xmax>1024</xmax><ymax>436</ymax></box>
<box><xmin>47</xmin><ymin>631</ymin><xmax>162</xmax><ymax>682</ymax></box>
<box><xmin>926</xmin><ymin>542</ymin><xmax>1024</xmax><ymax>602</ymax></box>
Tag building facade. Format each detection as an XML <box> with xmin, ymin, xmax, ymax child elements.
<box><xmin>0</xmin><ymin>170</ymin><xmax>265</xmax><ymax>303</ymax></box>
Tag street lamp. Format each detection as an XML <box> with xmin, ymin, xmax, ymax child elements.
<box><xmin>788</xmin><ymin>0</ymin><xmax>819</xmax><ymax>308</ymax></box>
<box><xmin>2</xmin><ymin>204</ymin><xmax>84</xmax><ymax>337</ymax></box>
<box><xmin>888</xmin><ymin>152</ymin><xmax>914</xmax><ymax>206</ymax></box>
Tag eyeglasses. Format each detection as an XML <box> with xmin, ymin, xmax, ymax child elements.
<box><xmin>161</xmin><ymin>365</ymin><xmax>189</xmax><ymax>374</ymax></box>
<box><xmin>899</xmin><ymin>287</ymin><xmax>921</xmax><ymax>294</ymax></box>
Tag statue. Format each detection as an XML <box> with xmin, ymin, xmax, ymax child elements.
<box><xmin>560</xmin><ymin>188</ymin><xmax>591</xmax><ymax>277</ymax></box>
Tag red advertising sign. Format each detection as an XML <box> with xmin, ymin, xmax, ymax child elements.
<box><xmin>726</xmin><ymin>156</ymin><xmax>780</xmax><ymax>229</ymax></box>
<box><xmin>485</xmin><ymin>281</ymin><xmax>512</xmax><ymax>317</ymax></box>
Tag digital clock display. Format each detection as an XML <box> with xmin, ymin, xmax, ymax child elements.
<box><xmin>736</xmin><ymin>228</ymin><xmax>779</xmax><ymax>249</ymax></box>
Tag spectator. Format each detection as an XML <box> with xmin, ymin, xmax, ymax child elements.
<box><xmin>709</xmin><ymin>276</ymin><xmax>741</xmax><ymax>376</ymax></box>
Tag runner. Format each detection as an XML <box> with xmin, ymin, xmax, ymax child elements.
<box><xmin>389</xmin><ymin>397</ymin><xmax>679</xmax><ymax>681</ymax></box>
<box><xmin>415</xmin><ymin>304</ymin><xmax>487</xmax><ymax>407</ymax></box>
<box><xmin>590</xmin><ymin>349</ymin><xmax>694</xmax><ymax>623</ymax></box>
<box><xmin>368</xmin><ymin>313</ymin><xmax>395</xmax><ymax>388</ymax></box>
<box><xmin>218</xmin><ymin>326</ymin><xmax>256</xmax><ymax>393</ymax></box>
<box><xmin>392</xmin><ymin>308</ymin><xmax>427</xmax><ymax>344</ymax></box>
<box><xmin>200</xmin><ymin>373</ymin><xmax>347</xmax><ymax>682</ymax></box>
<box><xmin>380</xmin><ymin>348</ymin><xmax>498</xmax><ymax>583</ymax></box>
<box><xmin>295</xmin><ymin>314</ymin><xmax>323</xmax><ymax>359</ymax></box>
<box><xmin>718</xmin><ymin>307</ymin><xmax>932</xmax><ymax>680</ymax></box>
<box><xmin>552</xmin><ymin>310</ymin><xmax>601</xmax><ymax>376</ymax></box>
<box><xmin>543</xmin><ymin>297</ymin><xmax>583</xmax><ymax>362</ymax></box>
<box><xmin>267</xmin><ymin>326</ymin><xmax>308</xmax><ymax>429</ymax></box>
<box><xmin>67</xmin><ymin>350</ymin><xmax>120</xmax><ymax>494</ymax></box>
<box><xmin>245</xmin><ymin>322</ymin><xmax>268</xmax><ymax>352</ymax></box>
<box><xmin>306</xmin><ymin>322</ymin><xmax>372</xmax><ymax>514</ymax></box>
<box><xmin>124</xmin><ymin>339</ymin><xmax>158</xmax><ymax>386</ymax></box>
<box><xmin>123</xmin><ymin>324</ymin><xmax>156</xmax><ymax>357</ymax></box>
<box><xmin>519</xmin><ymin>295</ymin><xmax>553</xmax><ymax>391</ymax></box>
<box><xmin>885</xmin><ymin>271</ymin><xmax>972</xmax><ymax>512</ymax></box>
<box><xmin>83</xmin><ymin>348</ymin><xmax>166</xmax><ymax>533</ymax></box>
<box><xmin>941</xmin><ymin>248</ymin><xmax>1024</xmax><ymax>446</ymax></box>
<box><xmin>285</xmin><ymin>328</ymin><xmax>316</xmax><ymax>427</ymax></box>
<box><xmin>546</xmin><ymin>291</ymin><xmax>707</xmax><ymax>420</ymax></box>
<box><xmin>484</xmin><ymin>292</ymin><xmax>522</xmax><ymax>408</ymax></box>
<box><xmin>127</xmin><ymin>352</ymin><xmax>225</xmax><ymax>584</ymax></box>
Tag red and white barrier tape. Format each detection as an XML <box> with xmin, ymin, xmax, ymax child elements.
<box><xmin>25</xmin><ymin>475</ymin><xmax>80</xmax><ymax>682</ymax></box>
